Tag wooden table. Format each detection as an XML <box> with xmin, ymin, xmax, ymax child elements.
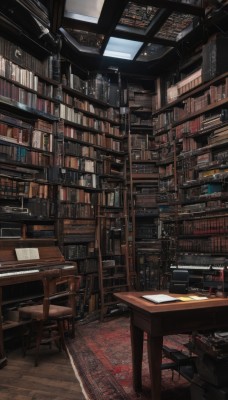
<box><xmin>114</xmin><ymin>291</ymin><xmax>228</xmax><ymax>400</ymax></box>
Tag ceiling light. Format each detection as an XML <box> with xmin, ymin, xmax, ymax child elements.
<box><xmin>64</xmin><ymin>0</ymin><xmax>105</xmax><ymax>24</ymax></box>
<box><xmin>104</xmin><ymin>37</ymin><xmax>143</xmax><ymax>60</ymax></box>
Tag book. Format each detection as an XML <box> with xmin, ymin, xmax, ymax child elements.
<box><xmin>15</xmin><ymin>247</ymin><xmax>40</xmax><ymax>261</ymax></box>
<box><xmin>142</xmin><ymin>294</ymin><xmax>179</xmax><ymax>304</ymax></box>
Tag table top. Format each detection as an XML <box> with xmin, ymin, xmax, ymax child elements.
<box><xmin>114</xmin><ymin>290</ymin><xmax>228</xmax><ymax>315</ymax></box>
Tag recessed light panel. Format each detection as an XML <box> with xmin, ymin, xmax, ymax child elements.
<box><xmin>64</xmin><ymin>0</ymin><xmax>105</xmax><ymax>23</ymax></box>
<box><xmin>104</xmin><ymin>37</ymin><xmax>143</xmax><ymax>60</ymax></box>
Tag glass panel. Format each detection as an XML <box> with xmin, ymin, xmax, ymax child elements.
<box><xmin>104</xmin><ymin>37</ymin><xmax>143</xmax><ymax>60</ymax></box>
<box><xmin>137</xmin><ymin>43</ymin><xmax>172</xmax><ymax>62</ymax></box>
<box><xmin>65</xmin><ymin>29</ymin><xmax>104</xmax><ymax>50</ymax></box>
<box><xmin>118</xmin><ymin>2</ymin><xmax>159</xmax><ymax>31</ymax></box>
<box><xmin>64</xmin><ymin>0</ymin><xmax>105</xmax><ymax>23</ymax></box>
<box><xmin>155</xmin><ymin>11</ymin><xmax>195</xmax><ymax>41</ymax></box>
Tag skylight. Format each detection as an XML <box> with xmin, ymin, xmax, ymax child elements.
<box><xmin>103</xmin><ymin>37</ymin><xmax>143</xmax><ymax>60</ymax></box>
<box><xmin>64</xmin><ymin>0</ymin><xmax>105</xmax><ymax>24</ymax></box>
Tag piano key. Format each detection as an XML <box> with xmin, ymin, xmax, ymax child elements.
<box><xmin>171</xmin><ymin>265</ymin><xmax>224</xmax><ymax>270</ymax></box>
<box><xmin>0</xmin><ymin>269</ymin><xmax>39</xmax><ymax>277</ymax></box>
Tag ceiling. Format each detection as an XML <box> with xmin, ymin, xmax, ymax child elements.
<box><xmin>0</xmin><ymin>0</ymin><xmax>228</xmax><ymax>78</ymax></box>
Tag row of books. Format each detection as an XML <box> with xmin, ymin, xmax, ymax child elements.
<box><xmin>208</xmin><ymin>125</ymin><xmax>228</xmax><ymax>145</ymax></box>
<box><xmin>131</xmin><ymin>149</ymin><xmax>158</xmax><ymax>161</ymax></box>
<box><xmin>63</xmin><ymin>219</ymin><xmax>96</xmax><ymax>238</ymax></box>
<box><xmin>65</xmin><ymin>141</ymin><xmax>99</xmax><ymax>159</ymax></box>
<box><xmin>0</xmin><ymin>78</ymin><xmax>57</xmax><ymax>115</ymax></box>
<box><xmin>159</xmin><ymin>163</ymin><xmax>173</xmax><ymax>177</ymax></box>
<box><xmin>0</xmin><ymin>178</ymin><xmax>29</xmax><ymax>197</ymax></box>
<box><xmin>57</xmin><ymin>203</ymin><xmax>95</xmax><ymax>219</ymax></box>
<box><xmin>130</xmin><ymin>133</ymin><xmax>150</xmax><ymax>148</ymax></box>
<box><xmin>64</xmin><ymin>244</ymin><xmax>88</xmax><ymax>260</ymax></box>
<box><xmin>178</xmin><ymin>236</ymin><xmax>228</xmax><ymax>253</ymax></box>
<box><xmin>66</xmin><ymin>95</ymin><xmax>120</xmax><ymax>123</ymax></box>
<box><xmin>0</xmin><ymin>36</ymin><xmax>53</xmax><ymax>78</ymax></box>
<box><xmin>0</xmin><ymin>178</ymin><xmax>50</xmax><ymax>199</ymax></box>
<box><xmin>59</xmin><ymin>187</ymin><xmax>95</xmax><ymax>203</ymax></box>
<box><xmin>60</xmin><ymin>103</ymin><xmax>120</xmax><ymax>136</ymax></box>
<box><xmin>135</xmin><ymin>193</ymin><xmax>157</xmax><ymax>208</ymax></box>
<box><xmin>0</xmin><ymin>124</ymin><xmax>53</xmax><ymax>153</ymax></box>
<box><xmin>175</xmin><ymin>116</ymin><xmax>204</xmax><ymax>137</ymax></box>
<box><xmin>132</xmin><ymin>163</ymin><xmax>158</xmax><ymax>174</ymax></box>
<box><xmin>32</xmin><ymin>129</ymin><xmax>53</xmax><ymax>152</ymax></box>
<box><xmin>27</xmin><ymin>224</ymin><xmax>55</xmax><ymax>238</ymax></box>
<box><xmin>158</xmin><ymin>177</ymin><xmax>175</xmax><ymax>192</ymax></box>
<box><xmin>100</xmin><ymin>189</ymin><xmax>122</xmax><ymax>208</ymax></box>
<box><xmin>77</xmin><ymin>259</ymin><xmax>98</xmax><ymax>274</ymax></box>
<box><xmin>136</xmin><ymin>224</ymin><xmax>157</xmax><ymax>239</ymax></box>
<box><xmin>154</xmin><ymin>86</ymin><xmax>226</xmax><ymax>134</ymax></box>
<box><xmin>64</xmin><ymin>156</ymin><xmax>95</xmax><ymax>173</ymax></box>
<box><xmin>61</xmin><ymin>171</ymin><xmax>98</xmax><ymax>188</ymax></box>
<box><xmin>0</xmin><ymin>55</ymin><xmax>38</xmax><ymax>90</ymax></box>
<box><xmin>0</xmin><ymin>142</ymin><xmax>53</xmax><ymax>166</ymax></box>
<box><xmin>179</xmin><ymin>216</ymin><xmax>228</xmax><ymax>235</ymax></box>
<box><xmin>153</xmin><ymin>110</ymin><xmax>173</xmax><ymax>132</ymax></box>
<box><xmin>64</xmin><ymin>126</ymin><xmax>104</xmax><ymax>146</ymax></box>
<box><xmin>68</xmin><ymin>72</ymin><xmax>111</xmax><ymax>104</ymax></box>
<box><xmin>167</xmin><ymin>69</ymin><xmax>202</xmax><ymax>103</ymax></box>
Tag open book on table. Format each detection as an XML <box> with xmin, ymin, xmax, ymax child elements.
<box><xmin>142</xmin><ymin>294</ymin><xmax>179</xmax><ymax>304</ymax></box>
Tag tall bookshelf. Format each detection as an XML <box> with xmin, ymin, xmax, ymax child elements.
<box><xmin>152</xmin><ymin>33</ymin><xmax>228</xmax><ymax>289</ymax></box>
<box><xmin>0</xmin><ymin>32</ymin><xmax>132</xmax><ymax>322</ymax></box>
<box><xmin>126</xmin><ymin>80</ymin><xmax>161</xmax><ymax>290</ymax></box>
<box><xmin>55</xmin><ymin>63</ymin><xmax>131</xmax><ymax>318</ymax></box>
<box><xmin>0</xmin><ymin>35</ymin><xmax>63</xmax><ymax>355</ymax></box>
<box><xmin>0</xmin><ymin>36</ymin><xmax>60</xmax><ymax>245</ymax></box>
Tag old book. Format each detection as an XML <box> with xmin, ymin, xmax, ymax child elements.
<box><xmin>15</xmin><ymin>247</ymin><xmax>40</xmax><ymax>261</ymax></box>
<box><xmin>142</xmin><ymin>294</ymin><xmax>179</xmax><ymax>304</ymax></box>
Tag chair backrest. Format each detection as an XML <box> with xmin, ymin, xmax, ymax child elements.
<box><xmin>42</xmin><ymin>272</ymin><xmax>80</xmax><ymax>319</ymax></box>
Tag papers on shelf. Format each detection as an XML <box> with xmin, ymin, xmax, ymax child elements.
<box><xmin>142</xmin><ymin>294</ymin><xmax>179</xmax><ymax>304</ymax></box>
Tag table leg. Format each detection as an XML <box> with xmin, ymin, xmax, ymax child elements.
<box><xmin>130</xmin><ymin>317</ymin><xmax>144</xmax><ymax>392</ymax></box>
<box><xmin>147</xmin><ymin>334</ymin><xmax>163</xmax><ymax>400</ymax></box>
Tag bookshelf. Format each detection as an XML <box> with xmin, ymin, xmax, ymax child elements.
<box><xmin>97</xmin><ymin>186</ymin><xmax>130</xmax><ymax>321</ymax></box>
<box><xmin>55</xmin><ymin>63</ymin><xmax>130</xmax><ymax>318</ymax></box>
<box><xmin>0</xmin><ymin>38</ymin><xmax>59</xmax><ymax>245</ymax></box>
<box><xmin>152</xmin><ymin>34</ymin><xmax>228</xmax><ymax>287</ymax></box>
<box><xmin>0</xmin><ymin>33</ymin><xmax>131</xmax><ymax>321</ymax></box>
<box><xmin>126</xmin><ymin>81</ymin><xmax>161</xmax><ymax>290</ymax></box>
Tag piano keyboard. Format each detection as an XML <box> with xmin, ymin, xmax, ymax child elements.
<box><xmin>171</xmin><ymin>265</ymin><xmax>224</xmax><ymax>270</ymax></box>
<box><xmin>0</xmin><ymin>269</ymin><xmax>39</xmax><ymax>277</ymax></box>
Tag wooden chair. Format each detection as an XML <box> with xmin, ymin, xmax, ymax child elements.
<box><xmin>18</xmin><ymin>271</ymin><xmax>80</xmax><ymax>366</ymax></box>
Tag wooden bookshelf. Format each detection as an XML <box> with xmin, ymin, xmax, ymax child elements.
<box><xmin>152</xmin><ymin>39</ymin><xmax>228</xmax><ymax>287</ymax></box>
<box><xmin>125</xmin><ymin>79</ymin><xmax>162</xmax><ymax>291</ymax></box>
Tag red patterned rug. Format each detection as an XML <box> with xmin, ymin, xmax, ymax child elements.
<box><xmin>66</xmin><ymin>314</ymin><xmax>192</xmax><ymax>400</ymax></box>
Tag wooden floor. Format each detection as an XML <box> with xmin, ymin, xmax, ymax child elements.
<box><xmin>0</xmin><ymin>345</ymin><xmax>87</xmax><ymax>400</ymax></box>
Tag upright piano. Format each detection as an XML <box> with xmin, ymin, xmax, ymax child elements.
<box><xmin>0</xmin><ymin>245</ymin><xmax>77</xmax><ymax>368</ymax></box>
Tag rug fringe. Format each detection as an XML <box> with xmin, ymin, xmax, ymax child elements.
<box><xmin>66</xmin><ymin>344</ymin><xmax>90</xmax><ymax>400</ymax></box>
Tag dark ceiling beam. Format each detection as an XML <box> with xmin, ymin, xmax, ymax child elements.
<box><xmin>62</xmin><ymin>17</ymin><xmax>102</xmax><ymax>33</ymax></box>
<box><xmin>99</xmin><ymin>0</ymin><xmax>129</xmax><ymax>32</ymax></box>
<box><xmin>99</xmin><ymin>0</ymin><xmax>129</xmax><ymax>54</ymax></box>
<box><xmin>145</xmin><ymin>9</ymin><xmax>172</xmax><ymax>37</ymax></box>
<box><xmin>133</xmin><ymin>0</ymin><xmax>205</xmax><ymax>16</ymax></box>
<box><xmin>49</xmin><ymin>0</ymin><xmax>66</xmax><ymax>34</ymax></box>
